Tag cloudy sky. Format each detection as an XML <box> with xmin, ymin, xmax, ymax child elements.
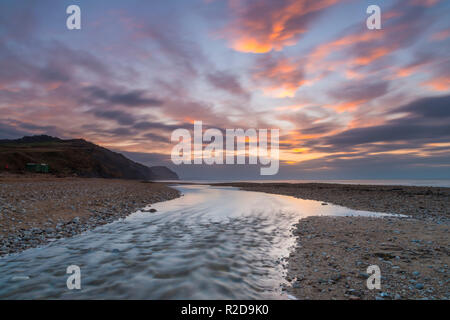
<box><xmin>1</xmin><ymin>0</ymin><xmax>449</xmax><ymax>179</ymax></box>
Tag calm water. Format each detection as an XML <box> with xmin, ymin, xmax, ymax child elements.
<box><xmin>163</xmin><ymin>179</ymin><xmax>450</xmax><ymax>188</ymax></box>
<box><xmin>0</xmin><ymin>185</ymin><xmax>392</xmax><ymax>299</ymax></box>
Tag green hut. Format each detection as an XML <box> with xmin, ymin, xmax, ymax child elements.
<box><xmin>25</xmin><ymin>163</ymin><xmax>49</xmax><ymax>173</ymax></box>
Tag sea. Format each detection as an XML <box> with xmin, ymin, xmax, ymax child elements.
<box><xmin>161</xmin><ymin>179</ymin><xmax>450</xmax><ymax>188</ymax></box>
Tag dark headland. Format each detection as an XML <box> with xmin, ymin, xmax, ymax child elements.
<box><xmin>0</xmin><ymin>135</ymin><xmax>181</xmax><ymax>255</ymax></box>
<box><xmin>0</xmin><ymin>135</ymin><xmax>178</xmax><ymax>180</ymax></box>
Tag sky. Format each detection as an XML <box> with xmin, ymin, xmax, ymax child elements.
<box><xmin>0</xmin><ymin>0</ymin><xmax>449</xmax><ymax>180</ymax></box>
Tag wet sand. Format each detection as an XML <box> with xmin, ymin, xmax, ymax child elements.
<box><xmin>217</xmin><ymin>182</ymin><xmax>449</xmax><ymax>300</ymax></box>
<box><xmin>0</xmin><ymin>175</ymin><xmax>180</xmax><ymax>256</ymax></box>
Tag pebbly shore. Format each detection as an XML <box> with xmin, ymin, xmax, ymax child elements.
<box><xmin>0</xmin><ymin>175</ymin><xmax>180</xmax><ymax>256</ymax></box>
<box><xmin>217</xmin><ymin>182</ymin><xmax>449</xmax><ymax>300</ymax></box>
<box><xmin>285</xmin><ymin>216</ymin><xmax>449</xmax><ymax>300</ymax></box>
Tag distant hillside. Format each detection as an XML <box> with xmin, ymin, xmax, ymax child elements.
<box><xmin>0</xmin><ymin>135</ymin><xmax>178</xmax><ymax>180</ymax></box>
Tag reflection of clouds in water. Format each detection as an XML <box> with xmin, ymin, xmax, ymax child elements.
<box><xmin>0</xmin><ymin>185</ymin><xmax>389</xmax><ymax>299</ymax></box>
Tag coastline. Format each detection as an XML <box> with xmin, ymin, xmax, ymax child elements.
<box><xmin>215</xmin><ymin>182</ymin><xmax>450</xmax><ymax>299</ymax></box>
<box><xmin>1</xmin><ymin>178</ymin><xmax>448</xmax><ymax>299</ymax></box>
<box><xmin>0</xmin><ymin>175</ymin><xmax>180</xmax><ymax>256</ymax></box>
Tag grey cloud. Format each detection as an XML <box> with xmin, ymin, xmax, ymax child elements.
<box><xmin>108</xmin><ymin>127</ymin><xmax>133</xmax><ymax>137</ymax></box>
<box><xmin>300</xmin><ymin>123</ymin><xmax>340</xmax><ymax>135</ymax></box>
<box><xmin>0</xmin><ymin>4</ymin><xmax>37</xmax><ymax>41</ymax></box>
<box><xmin>0</xmin><ymin>122</ymin><xmax>30</xmax><ymax>139</ymax></box>
<box><xmin>118</xmin><ymin>151</ymin><xmax>172</xmax><ymax>167</ymax></box>
<box><xmin>84</xmin><ymin>86</ymin><xmax>164</xmax><ymax>108</ymax></box>
<box><xmin>91</xmin><ymin>110</ymin><xmax>137</xmax><ymax>125</ymax></box>
<box><xmin>142</xmin><ymin>132</ymin><xmax>170</xmax><ymax>143</ymax></box>
<box><xmin>133</xmin><ymin>121</ymin><xmax>190</xmax><ymax>132</ymax></box>
<box><xmin>328</xmin><ymin>80</ymin><xmax>389</xmax><ymax>102</ymax></box>
<box><xmin>397</xmin><ymin>94</ymin><xmax>450</xmax><ymax>118</ymax></box>
<box><xmin>326</xmin><ymin>123</ymin><xmax>450</xmax><ymax>147</ymax></box>
<box><xmin>0</xmin><ymin>119</ymin><xmax>60</xmax><ymax>139</ymax></box>
<box><xmin>322</xmin><ymin>95</ymin><xmax>450</xmax><ymax>148</ymax></box>
<box><xmin>207</xmin><ymin>71</ymin><xmax>249</xmax><ymax>97</ymax></box>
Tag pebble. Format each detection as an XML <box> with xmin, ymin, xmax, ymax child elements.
<box><xmin>358</xmin><ymin>272</ymin><xmax>369</xmax><ymax>279</ymax></box>
<box><xmin>415</xmin><ymin>283</ymin><xmax>424</xmax><ymax>290</ymax></box>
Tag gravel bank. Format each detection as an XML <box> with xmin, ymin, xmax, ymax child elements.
<box><xmin>217</xmin><ymin>182</ymin><xmax>449</xmax><ymax>299</ymax></box>
<box><xmin>286</xmin><ymin>216</ymin><xmax>449</xmax><ymax>300</ymax></box>
<box><xmin>0</xmin><ymin>175</ymin><xmax>180</xmax><ymax>256</ymax></box>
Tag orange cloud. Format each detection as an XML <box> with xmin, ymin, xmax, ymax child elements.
<box><xmin>345</xmin><ymin>69</ymin><xmax>365</xmax><ymax>80</ymax></box>
<box><xmin>352</xmin><ymin>47</ymin><xmax>390</xmax><ymax>66</ymax></box>
<box><xmin>395</xmin><ymin>65</ymin><xmax>419</xmax><ymax>77</ymax></box>
<box><xmin>303</xmin><ymin>31</ymin><xmax>386</xmax><ymax>82</ymax></box>
<box><xmin>232</xmin><ymin>39</ymin><xmax>274</xmax><ymax>54</ymax></box>
<box><xmin>253</xmin><ymin>56</ymin><xmax>308</xmax><ymax>97</ymax></box>
<box><xmin>391</xmin><ymin>53</ymin><xmax>439</xmax><ymax>79</ymax></box>
<box><xmin>326</xmin><ymin>100</ymin><xmax>367</xmax><ymax>113</ymax></box>
<box><xmin>223</xmin><ymin>0</ymin><xmax>339</xmax><ymax>53</ymax></box>
<box><xmin>307</xmin><ymin>32</ymin><xmax>383</xmax><ymax>68</ymax></box>
<box><xmin>422</xmin><ymin>76</ymin><xmax>450</xmax><ymax>91</ymax></box>
<box><xmin>46</xmin><ymin>82</ymin><xmax>63</xmax><ymax>90</ymax></box>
